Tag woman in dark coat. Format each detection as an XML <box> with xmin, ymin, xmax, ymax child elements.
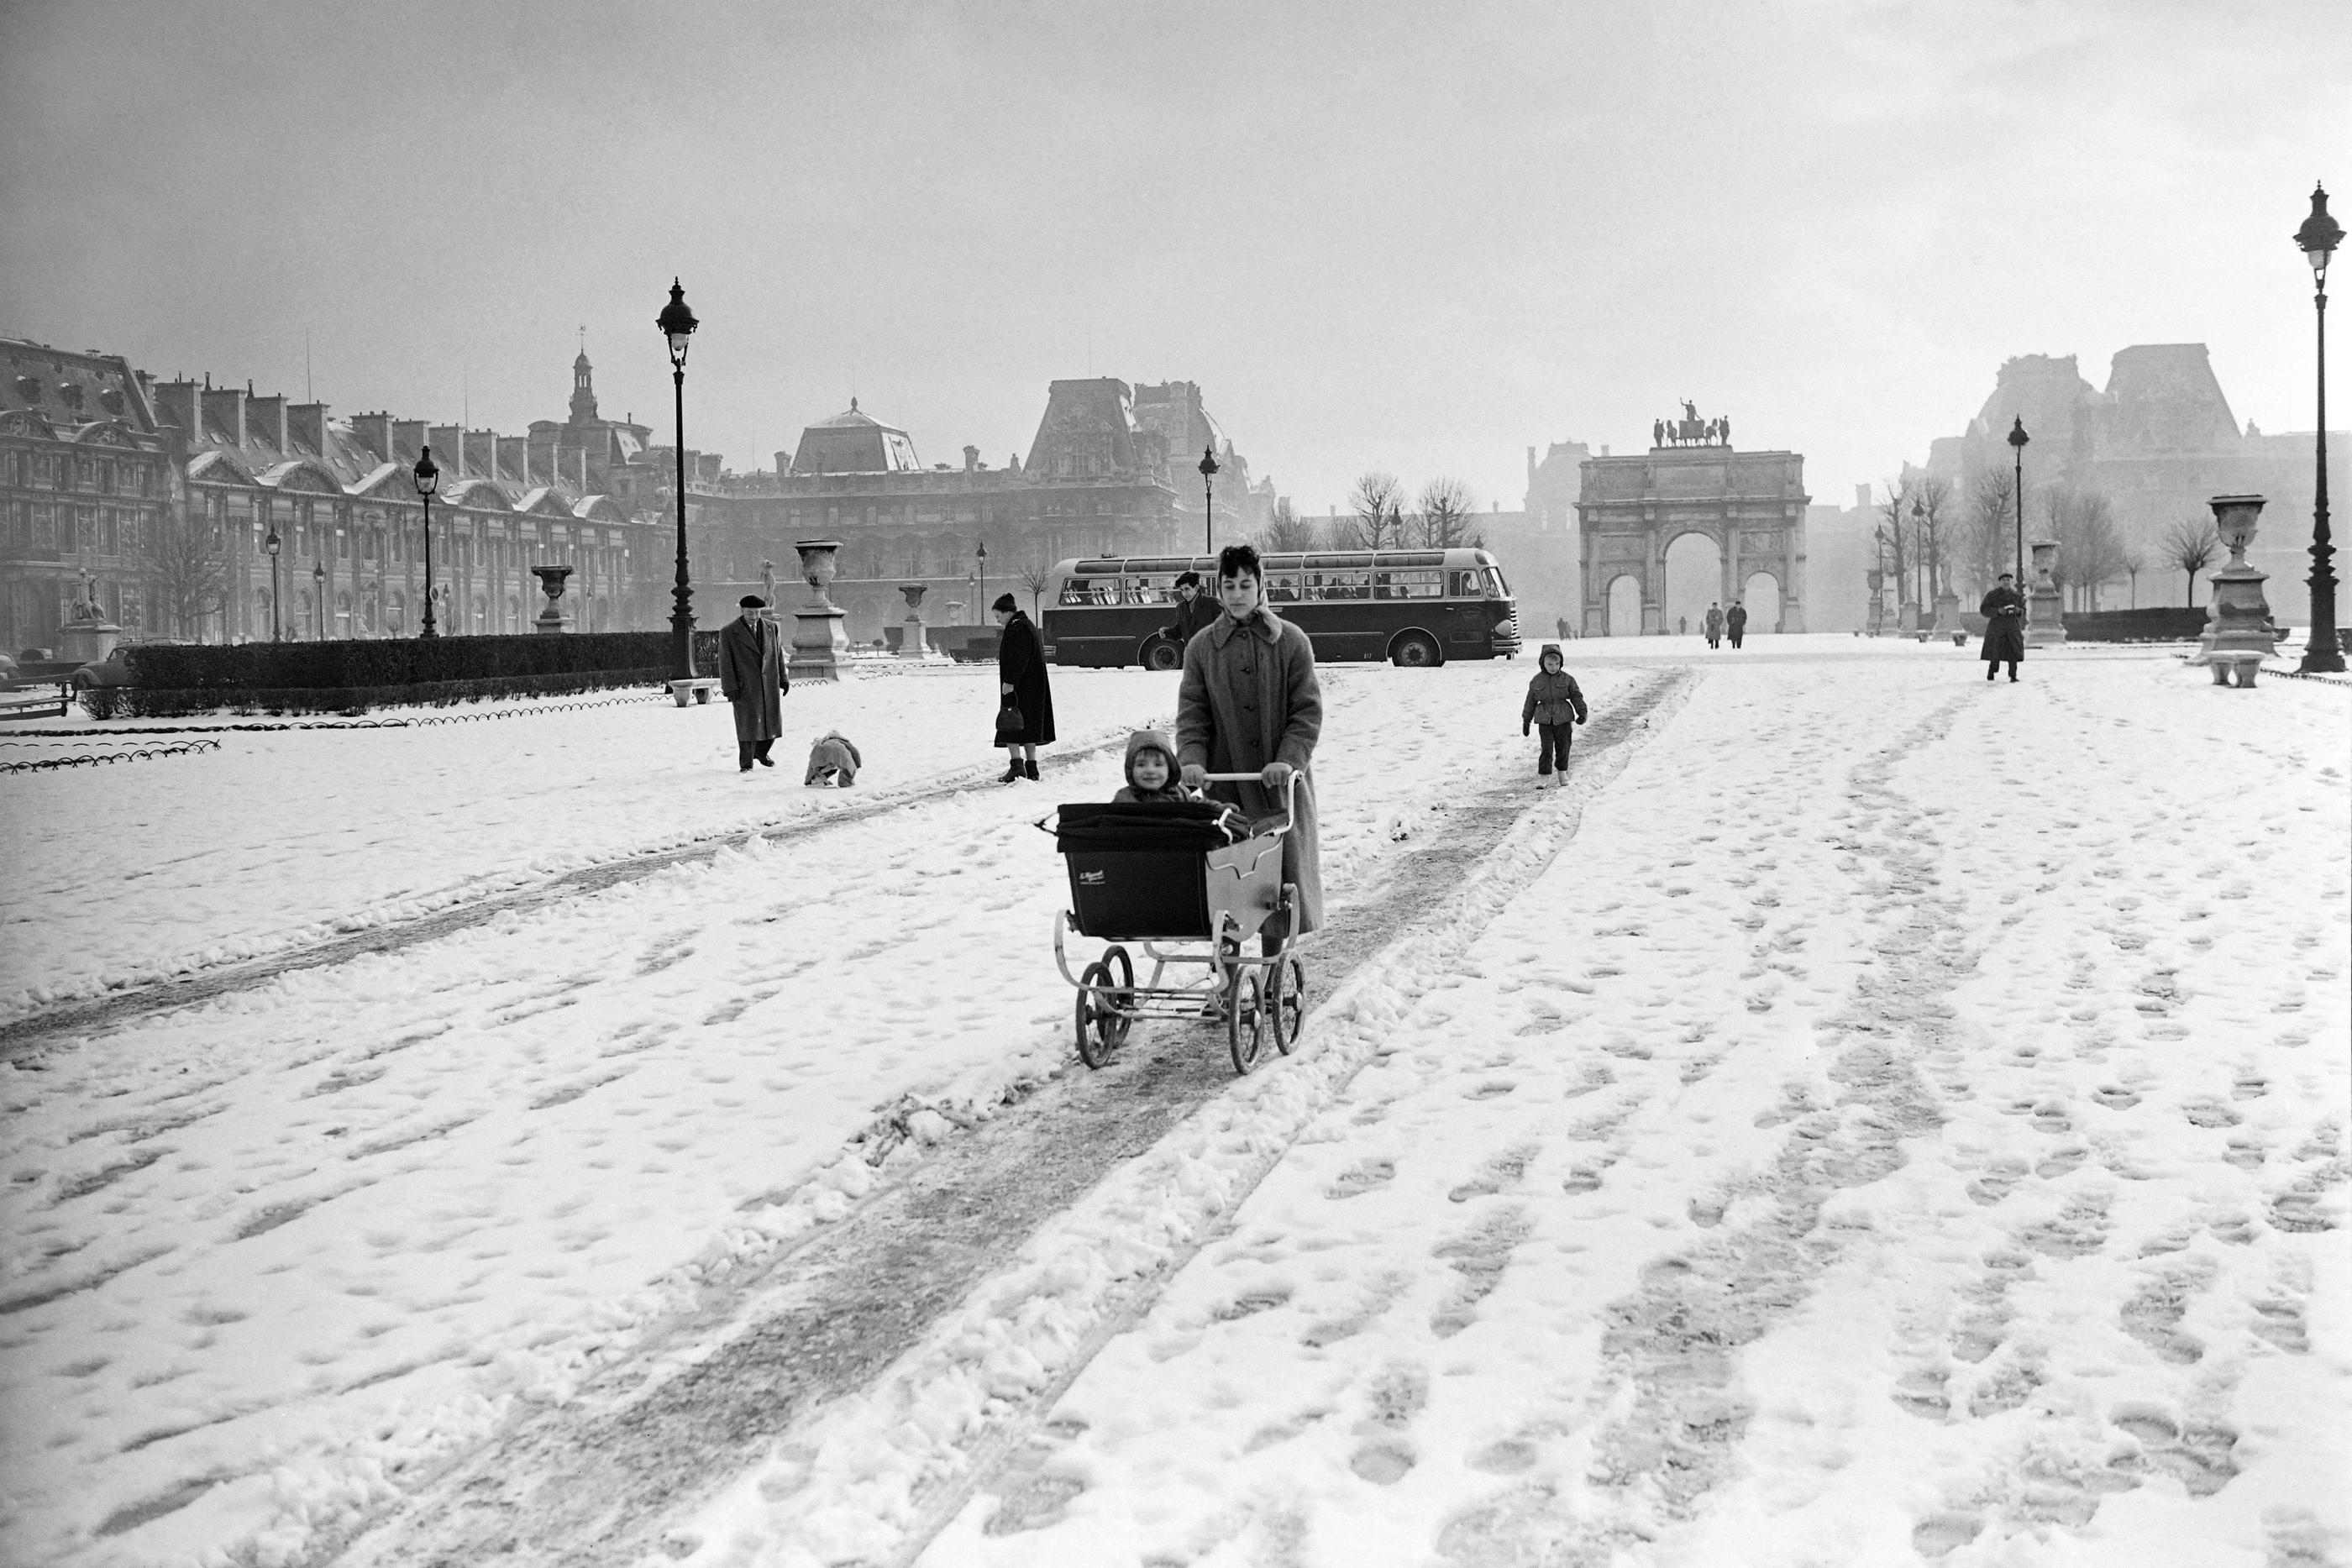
<box><xmin>992</xmin><ymin>592</ymin><xmax>1055</xmax><ymax>781</ymax></box>
<box><xmin>1979</xmin><ymin>572</ymin><xmax>2027</xmax><ymax>681</ymax></box>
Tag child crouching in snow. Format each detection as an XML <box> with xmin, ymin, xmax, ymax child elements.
<box><xmin>804</xmin><ymin>730</ymin><xmax>862</xmax><ymax>786</ymax></box>
<box><xmin>1521</xmin><ymin>643</ymin><xmax>1588</xmax><ymax>786</ymax></box>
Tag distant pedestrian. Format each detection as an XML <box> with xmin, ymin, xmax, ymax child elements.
<box><xmin>1163</xmin><ymin>571</ymin><xmax>1218</xmax><ymax>658</ymax></box>
<box><xmin>1678</xmin><ymin>614</ymin><xmax>1688</xmax><ymax>636</ymax></box>
<box><xmin>1556</xmin><ymin>615</ymin><xmax>1570</xmax><ymax>641</ymax></box>
<box><xmin>1704</xmin><ymin>602</ymin><xmax>1725</xmax><ymax>649</ymax></box>
<box><xmin>1726</xmin><ymin>600</ymin><xmax>1748</xmax><ymax>648</ymax></box>
<box><xmin>1520</xmin><ymin>642</ymin><xmax>1588</xmax><ymax>787</ymax></box>
<box><xmin>1178</xmin><ymin>542</ymin><xmax>1324</xmax><ymax>940</ymax></box>
<box><xmin>993</xmin><ymin>592</ymin><xmax>1054</xmax><ymax>781</ymax></box>
<box><xmin>718</xmin><ymin>595</ymin><xmax>786</xmax><ymax>772</ymax></box>
<box><xmin>1979</xmin><ymin>573</ymin><xmax>2027</xmax><ymax>682</ymax></box>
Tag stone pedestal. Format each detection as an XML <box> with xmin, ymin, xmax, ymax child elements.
<box><xmin>790</xmin><ymin>539</ymin><xmax>851</xmax><ymax>683</ymax></box>
<box><xmin>897</xmin><ymin>582</ymin><xmax>938</xmax><ymax>658</ymax></box>
<box><xmin>2025</xmin><ymin>541</ymin><xmax>2067</xmax><ymax>648</ymax></box>
<box><xmin>1898</xmin><ymin>600</ymin><xmax>1920</xmax><ymax>634</ymax></box>
<box><xmin>530</xmin><ymin>564</ymin><xmax>575</xmax><ymax>633</ymax></box>
<box><xmin>1932</xmin><ymin>588</ymin><xmax>1963</xmax><ymax>645</ymax></box>
<box><xmin>2192</xmin><ymin>494</ymin><xmax>2275</xmax><ymax>687</ymax></box>
<box><xmin>55</xmin><ymin>618</ymin><xmax>121</xmax><ymax>665</ymax></box>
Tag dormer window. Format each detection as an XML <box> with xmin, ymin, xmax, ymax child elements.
<box><xmin>13</xmin><ymin>375</ymin><xmax>42</xmax><ymax>403</ymax></box>
<box><xmin>57</xmin><ymin>382</ymin><xmax>85</xmax><ymax>412</ymax></box>
<box><xmin>97</xmin><ymin>386</ymin><xmax>124</xmax><ymax>415</ymax></box>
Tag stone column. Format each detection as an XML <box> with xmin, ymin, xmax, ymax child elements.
<box><xmin>790</xmin><ymin>538</ymin><xmax>850</xmax><ymax>682</ymax></box>
<box><xmin>2026</xmin><ymin>540</ymin><xmax>2067</xmax><ymax>648</ymax></box>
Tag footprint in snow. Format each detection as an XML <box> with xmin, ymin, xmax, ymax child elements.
<box><xmin>1326</xmin><ymin>1157</ymin><xmax>1395</xmax><ymax>1200</ymax></box>
<box><xmin>2119</xmin><ymin>1261</ymin><xmax>2212</xmax><ymax>1365</ymax></box>
<box><xmin>1430</xmin><ymin>1209</ymin><xmax>1533</xmax><ymax>1337</ymax></box>
<box><xmin>1449</xmin><ymin>1142</ymin><xmax>1539</xmax><ymax>1203</ymax></box>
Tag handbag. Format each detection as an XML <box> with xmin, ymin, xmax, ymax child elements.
<box><xmin>994</xmin><ymin>703</ymin><xmax>1026</xmax><ymax>742</ymax></box>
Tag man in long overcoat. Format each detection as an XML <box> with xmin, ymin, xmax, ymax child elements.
<box><xmin>1979</xmin><ymin>572</ymin><xmax>2027</xmax><ymax>681</ymax></box>
<box><xmin>1704</xmin><ymin>602</ymin><xmax>1725</xmax><ymax>648</ymax></box>
<box><xmin>718</xmin><ymin>595</ymin><xmax>786</xmax><ymax>771</ymax></box>
<box><xmin>993</xmin><ymin>593</ymin><xmax>1055</xmax><ymax>781</ymax></box>
<box><xmin>1177</xmin><ymin>543</ymin><xmax>1324</xmax><ymax>938</ymax></box>
<box><xmin>1726</xmin><ymin>600</ymin><xmax>1748</xmax><ymax>648</ymax></box>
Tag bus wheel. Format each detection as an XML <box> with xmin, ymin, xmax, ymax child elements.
<box><xmin>1389</xmin><ymin>631</ymin><xmax>1442</xmax><ymax>669</ymax></box>
<box><xmin>1143</xmin><ymin>638</ymin><xmax>1183</xmax><ymax>672</ymax></box>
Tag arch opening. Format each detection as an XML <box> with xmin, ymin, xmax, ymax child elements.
<box><xmin>1605</xmin><ymin>574</ymin><xmax>1642</xmax><ymax>637</ymax></box>
<box><xmin>1663</xmin><ymin>532</ymin><xmax>1723</xmax><ymax>638</ymax></box>
<box><xmin>1740</xmin><ymin>571</ymin><xmax>1782</xmax><ymax>634</ymax></box>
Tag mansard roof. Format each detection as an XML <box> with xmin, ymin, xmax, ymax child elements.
<box><xmin>790</xmin><ymin>397</ymin><xmax>922</xmax><ymax>475</ymax></box>
<box><xmin>438</xmin><ymin>476</ymin><xmax>513</xmax><ymax>511</ymax></box>
<box><xmin>515</xmin><ymin>486</ymin><xmax>577</xmax><ymax>517</ymax></box>
<box><xmin>186</xmin><ymin>448</ymin><xmax>259</xmax><ymax>485</ymax></box>
<box><xmin>573</xmin><ymin>494</ymin><xmax>627</xmax><ymax>523</ymax></box>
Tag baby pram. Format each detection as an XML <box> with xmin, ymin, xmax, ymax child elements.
<box><xmin>1047</xmin><ymin>774</ymin><xmax>1309</xmax><ymax>1075</ymax></box>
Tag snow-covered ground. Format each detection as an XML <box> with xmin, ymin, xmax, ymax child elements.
<box><xmin>672</xmin><ymin>652</ymin><xmax>2349</xmax><ymax>1568</ymax></box>
<box><xmin>1</xmin><ymin>655</ymin><xmax>1642</xmax><ymax>1568</ymax></box>
<box><xmin>3</xmin><ymin>641</ymin><xmax>2344</xmax><ymax>1568</ymax></box>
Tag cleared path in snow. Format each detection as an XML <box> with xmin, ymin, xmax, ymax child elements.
<box><xmin>309</xmin><ymin>671</ymin><xmax>1688</xmax><ymax>1568</ymax></box>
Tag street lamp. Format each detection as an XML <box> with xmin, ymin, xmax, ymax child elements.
<box><xmin>2006</xmin><ymin>417</ymin><xmax>2029</xmax><ymax>585</ymax></box>
<box><xmin>1198</xmin><ymin>443</ymin><xmax>1220</xmax><ymax>554</ymax></box>
<box><xmin>657</xmin><ymin>278</ymin><xmax>700</xmax><ymax>680</ymax></box>
<box><xmin>312</xmin><ymin>559</ymin><xmax>326</xmax><ymax>641</ymax></box>
<box><xmin>413</xmin><ymin>446</ymin><xmax>439</xmax><ymax>639</ymax></box>
<box><xmin>976</xmin><ymin>539</ymin><xmax>988</xmax><ymax>617</ymax></box>
<box><xmin>2296</xmin><ymin>182</ymin><xmax>2345</xmax><ymax>673</ymax></box>
<box><xmin>265</xmin><ymin>525</ymin><xmax>282</xmax><ymax>642</ymax></box>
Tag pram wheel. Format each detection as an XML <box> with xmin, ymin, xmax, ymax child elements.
<box><xmin>1269</xmin><ymin>953</ymin><xmax>1306</xmax><ymax>1055</ymax></box>
<box><xmin>1227</xmin><ymin>968</ymin><xmax>1267</xmax><ymax>1075</ymax></box>
<box><xmin>1104</xmin><ymin>944</ymin><xmax>1136</xmax><ymax>999</ymax></box>
<box><xmin>1076</xmin><ymin>961</ymin><xmax>1129</xmax><ymax>1069</ymax></box>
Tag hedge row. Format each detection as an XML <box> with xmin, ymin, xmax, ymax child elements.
<box><xmin>120</xmin><ymin>631</ymin><xmax>722</xmax><ymax>694</ymax></box>
<box><xmin>2059</xmin><ymin>608</ymin><xmax>2210</xmax><ymax>642</ymax></box>
<box><xmin>83</xmin><ymin>668</ymin><xmax>671</xmax><ymax>719</ymax></box>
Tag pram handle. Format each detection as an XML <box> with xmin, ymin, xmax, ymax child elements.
<box><xmin>1196</xmin><ymin>769</ymin><xmax>1302</xmax><ymax>836</ymax></box>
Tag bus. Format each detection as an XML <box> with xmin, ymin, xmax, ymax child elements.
<box><xmin>1042</xmin><ymin>548</ymin><xmax>1520</xmax><ymax>669</ymax></box>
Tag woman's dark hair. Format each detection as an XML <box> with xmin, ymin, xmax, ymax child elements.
<box><xmin>1216</xmin><ymin>543</ymin><xmax>1261</xmax><ymax>582</ymax></box>
<box><xmin>991</xmin><ymin>592</ymin><xmax>1019</xmax><ymax>613</ymax></box>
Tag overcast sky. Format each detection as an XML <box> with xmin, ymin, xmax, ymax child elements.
<box><xmin>4</xmin><ymin>0</ymin><xmax>2348</xmax><ymax>517</ymax></box>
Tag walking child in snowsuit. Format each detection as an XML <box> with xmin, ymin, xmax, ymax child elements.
<box><xmin>1520</xmin><ymin>643</ymin><xmax>1588</xmax><ymax>785</ymax></box>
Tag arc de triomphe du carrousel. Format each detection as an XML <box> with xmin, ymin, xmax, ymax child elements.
<box><xmin>1578</xmin><ymin>407</ymin><xmax>1810</xmax><ymax>637</ymax></box>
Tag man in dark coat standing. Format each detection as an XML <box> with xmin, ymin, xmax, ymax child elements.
<box><xmin>1979</xmin><ymin>572</ymin><xmax>2027</xmax><ymax>681</ymax></box>
<box><xmin>1163</xmin><ymin>571</ymin><xmax>1219</xmax><ymax>657</ymax></box>
<box><xmin>993</xmin><ymin>592</ymin><xmax>1055</xmax><ymax>782</ymax></box>
<box><xmin>1178</xmin><ymin>543</ymin><xmax>1324</xmax><ymax>939</ymax></box>
<box><xmin>1704</xmin><ymin>602</ymin><xmax>1725</xmax><ymax>648</ymax></box>
<box><xmin>1726</xmin><ymin>600</ymin><xmax>1748</xmax><ymax>648</ymax></box>
<box><xmin>718</xmin><ymin>595</ymin><xmax>787</xmax><ymax>771</ymax></box>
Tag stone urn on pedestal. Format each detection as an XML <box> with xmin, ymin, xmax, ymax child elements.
<box><xmin>529</xmin><ymin>564</ymin><xmax>575</xmax><ymax>633</ymax></box>
<box><xmin>2192</xmin><ymin>494</ymin><xmax>2276</xmax><ymax>687</ymax></box>
<box><xmin>897</xmin><ymin>582</ymin><xmax>937</xmax><ymax>658</ymax></box>
<box><xmin>790</xmin><ymin>539</ymin><xmax>851</xmax><ymax>682</ymax></box>
<box><xmin>2025</xmin><ymin>540</ymin><xmax>2067</xmax><ymax>648</ymax></box>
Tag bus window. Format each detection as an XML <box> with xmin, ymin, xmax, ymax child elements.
<box><xmin>1265</xmin><ymin>571</ymin><xmax>1301</xmax><ymax>602</ymax></box>
<box><xmin>1389</xmin><ymin>569</ymin><xmax>1443</xmax><ymax>598</ymax></box>
<box><xmin>1312</xmin><ymin>570</ymin><xmax>1368</xmax><ymax>600</ymax></box>
<box><xmin>1446</xmin><ymin>569</ymin><xmax>1478</xmax><ymax>598</ymax></box>
<box><xmin>1059</xmin><ymin>578</ymin><xmax>1093</xmax><ymax>606</ymax></box>
<box><xmin>1484</xmin><ymin>568</ymin><xmax>1510</xmax><ymax>597</ymax></box>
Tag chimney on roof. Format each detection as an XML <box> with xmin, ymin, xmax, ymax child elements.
<box><xmin>200</xmin><ymin>385</ymin><xmax>247</xmax><ymax>449</ymax></box>
<box><xmin>349</xmin><ymin>412</ymin><xmax>392</xmax><ymax>463</ymax></box>
<box><xmin>428</xmin><ymin>425</ymin><xmax>461</xmax><ymax>474</ymax></box>
<box><xmin>1527</xmin><ymin>445</ymin><xmax>1536</xmax><ymax>488</ymax></box>
<box><xmin>392</xmin><ymin>419</ymin><xmax>428</xmax><ymax>463</ymax></box>
<box><xmin>963</xmin><ymin>444</ymin><xmax>979</xmax><ymax>473</ymax></box>
<box><xmin>155</xmin><ymin>379</ymin><xmax>200</xmax><ymax>437</ymax></box>
<box><xmin>1855</xmin><ymin>483</ymin><xmax>1870</xmax><ymax>510</ymax></box>
<box><xmin>290</xmin><ymin>401</ymin><xmax>329</xmax><ymax>456</ymax></box>
<box><xmin>1601</xmin><ymin>444</ymin><xmax>1610</xmax><ymax>457</ymax></box>
<box><xmin>248</xmin><ymin>392</ymin><xmax>288</xmax><ymax>454</ymax></box>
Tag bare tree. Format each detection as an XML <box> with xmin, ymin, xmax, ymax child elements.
<box><xmin>1914</xmin><ymin>474</ymin><xmax>1953</xmax><ymax>600</ymax></box>
<box><xmin>1873</xmin><ymin>476</ymin><xmax>1914</xmax><ymax>609</ymax></box>
<box><xmin>2161</xmin><ymin>517</ymin><xmax>2220</xmax><ymax>606</ymax></box>
<box><xmin>2123</xmin><ymin>553</ymin><xmax>2144</xmax><ymax>609</ymax></box>
<box><xmin>1963</xmin><ymin>469</ymin><xmax>2020</xmax><ymax>593</ymax></box>
<box><xmin>1016</xmin><ymin>556</ymin><xmax>1056</xmax><ymax>618</ymax></box>
<box><xmin>1345</xmin><ymin>471</ymin><xmax>1406</xmax><ymax>550</ymax></box>
<box><xmin>2044</xmin><ymin>487</ymin><xmax>2128</xmax><ymax>610</ymax></box>
<box><xmin>1415</xmin><ymin>477</ymin><xmax>1478</xmax><ymax>549</ymax></box>
<box><xmin>144</xmin><ymin>504</ymin><xmax>228</xmax><ymax>641</ymax></box>
<box><xmin>1258</xmin><ymin>497</ymin><xmax>1321</xmax><ymax>553</ymax></box>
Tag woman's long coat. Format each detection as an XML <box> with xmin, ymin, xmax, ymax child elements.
<box><xmin>995</xmin><ymin>611</ymin><xmax>1056</xmax><ymax>746</ymax></box>
<box><xmin>1979</xmin><ymin>586</ymin><xmax>2028</xmax><ymax>663</ymax></box>
<box><xmin>1176</xmin><ymin>608</ymin><xmax>1325</xmax><ymax>933</ymax></box>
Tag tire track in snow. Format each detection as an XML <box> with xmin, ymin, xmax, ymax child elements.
<box><xmin>0</xmin><ymin>733</ymin><xmax>1144</xmax><ymax>1063</ymax></box>
<box><xmin>305</xmin><ymin>672</ymin><xmax>1692</xmax><ymax>1568</ymax></box>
